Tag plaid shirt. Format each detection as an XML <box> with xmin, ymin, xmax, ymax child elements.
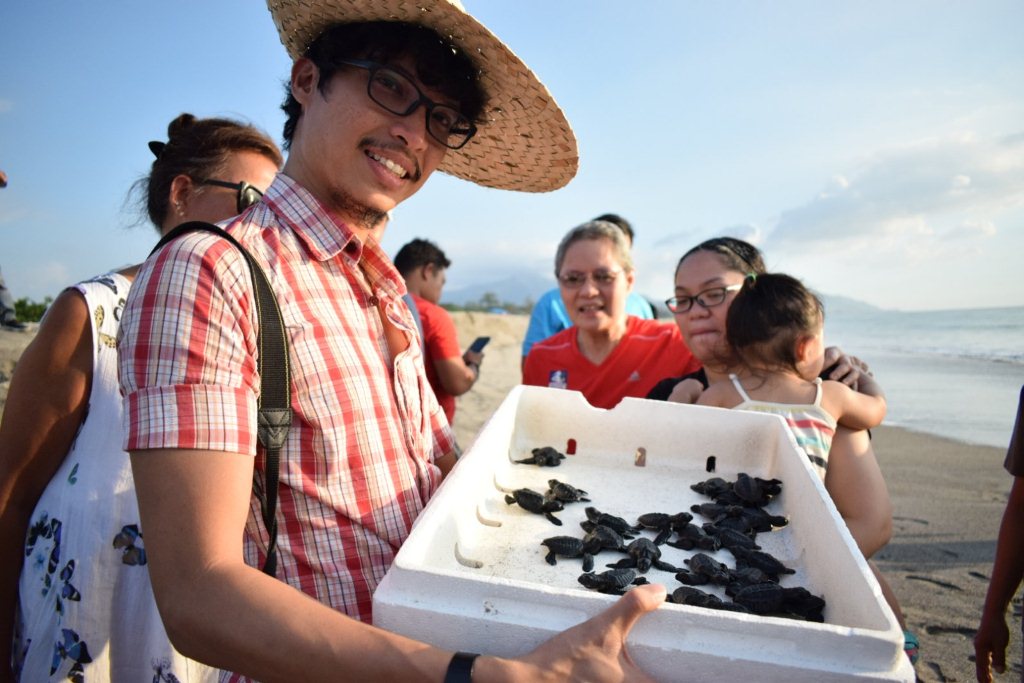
<box><xmin>120</xmin><ymin>174</ymin><xmax>455</xmax><ymax>628</ymax></box>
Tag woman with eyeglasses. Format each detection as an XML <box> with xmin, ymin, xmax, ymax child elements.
<box><xmin>651</xmin><ymin>236</ymin><xmax>918</xmax><ymax>666</ymax></box>
<box><xmin>0</xmin><ymin>113</ymin><xmax>281</xmax><ymax>682</ymax></box>
<box><xmin>522</xmin><ymin>220</ymin><xmax>700</xmax><ymax>409</ymax></box>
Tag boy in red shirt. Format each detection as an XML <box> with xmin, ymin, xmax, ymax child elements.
<box><xmin>395</xmin><ymin>238</ymin><xmax>483</xmax><ymax>423</ymax></box>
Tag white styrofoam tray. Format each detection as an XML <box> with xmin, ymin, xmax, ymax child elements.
<box><xmin>374</xmin><ymin>386</ymin><xmax>914</xmax><ymax>682</ymax></box>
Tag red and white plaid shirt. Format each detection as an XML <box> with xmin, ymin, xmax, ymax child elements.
<box><xmin>120</xmin><ymin>174</ymin><xmax>455</xmax><ymax>627</ymax></box>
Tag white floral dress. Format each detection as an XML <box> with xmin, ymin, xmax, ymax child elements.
<box><xmin>12</xmin><ymin>273</ymin><xmax>217</xmax><ymax>683</ymax></box>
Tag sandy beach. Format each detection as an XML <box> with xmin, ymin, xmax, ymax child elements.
<box><xmin>2</xmin><ymin>314</ymin><xmax>1020</xmax><ymax>682</ymax></box>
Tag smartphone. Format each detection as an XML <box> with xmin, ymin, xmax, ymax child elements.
<box><xmin>468</xmin><ymin>336</ymin><xmax>490</xmax><ymax>353</ymax></box>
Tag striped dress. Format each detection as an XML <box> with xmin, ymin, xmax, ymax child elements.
<box><xmin>728</xmin><ymin>374</ymin><xmax>837</xmax><ymax>480</ymax></box>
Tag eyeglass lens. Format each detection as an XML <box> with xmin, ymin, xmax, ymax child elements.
<box><xmin>668</xmin><ymin>286</ymin><xmax>732</xmax><ymax>313</ymax></box>
<box><xmin>347</xmin><ymin>60</ymin><xmax>475</xmax><ymax>149</ymax></box>
<box><xmin>559</xmin><ymin>270</ymin><xmax>620</xmax><ymax>289</ymax></box>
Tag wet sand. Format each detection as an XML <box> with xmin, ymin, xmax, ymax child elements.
<box><xmin>2</xmin><ymin>314</ymin><xmax>1020</xmax><ymax>682</ymax></box>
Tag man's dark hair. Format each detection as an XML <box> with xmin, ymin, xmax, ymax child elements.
<box><xmin>593</xmin><ymin>213</ymin><xmax>633</xmax><ymax>245</ymax></box>
<box><xmin>393</xmin><ymin>238</ymin><xmax>451</xmax><ymax>277</ymax></box>
<box><xmin>281</xmin><ymin>21</ymin><xmax>486</xmax><ymax>150</ymax></box>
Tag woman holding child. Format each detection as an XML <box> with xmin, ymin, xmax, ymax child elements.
<box><xmin>652</xmin><ymin>236</ymin><xmax>918</xmax><ymax>664</ymax></box>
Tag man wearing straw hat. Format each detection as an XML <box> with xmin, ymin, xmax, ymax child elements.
<box><xmin>119</xmin><ymin>1</ymin><xmax>666</xmax><ymax>681</ymax></box>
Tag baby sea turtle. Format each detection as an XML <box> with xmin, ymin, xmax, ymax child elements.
<box><xmin>675</xmin><ymin>552</ymin><xmax>732</xmax><ymax>586</ymax></box>
<box><xmin>514</xmin><ymin>446</ymin><xmax>566</xmax><ymax>467</ymax></box>
<box><xmin>541</xmin><ymin>536</ymin><xmax>594</xmax><ymax>571</ymax></box>
<box><xmin>669</xmin><ymin>586</ymin><xmax>750</xmax><ymax>613</ymax></box>
<box><xmin>728</xmin><ymin>546</ymin><xmax>795</xmax><ymax>580</ymax></box>
<box><xmin>635</xmin><ymin>512</ymin><xmax>693</xmax><ymax>545</ymax></box>
<box><xmin>505</xmin><ymin>488</ymin><xmax>564</xmax><ymax>525</ymax></box>
<box><xmin>701</xmin><ymin>524</ymin><xmax>760</xmax><ymax>553</ymax></box>
<box><xmin>582</xmin><ymin>524</ymin><xmax>628</xmax><ymax>553</ymax></box>
<box><xmin>731</xmin><ymin>582</ymin><xmax>785</xmax><ymax>615</ymax></box>
<box><xmin>664</xmin><ymin>523</ymin><xmax>721</xmax><ymax>552</ymax></box>
<box><xmin>690</xmin><ymin>501</ymin><xmax>742</xmax><ymax>520</ymax></box>
<box><xmin>577</xmin><ymin>568</ymin><xmax>649</xmax><ymax>595</ymax></box>
<box><xmin>737</xmin><ymin>506</ymin><xmax>789</xmax><ymax>533</ymax></box>
<box><xmin>584</xmin><ymin>507</ymin><xmax>637</xmax><ymax>538</ymax></box>
<box><xmin>690</xmin><ymin>476</ymin><xmax>733</xmax><ymax>499</ymax></box>
<box><xmin>733</xmin><ymin>473</ymin><xmax>783</xmax><ymax>507</ymax></box>
<box><xmin>607</xmin><ymin>538</ymin><xmax>679</xmax><ymax>574</ymax></box>
<box><xmin>669</xmin><ymin>585</ymin><xmax>720</xmax><ymax>608</ymax></box>
<box><xmin>780</xmin><ymin>586</ymin><xmax>826</xmax><ymax>622</ymax></box>
<box><xmin>724</xmin><ymin>566</ymin><xmax>774</xmax><ymax>597</ymax></box>
<box><xmin>546</xmin><ymin>479</ymin><xmax>591</xmax><ymax>503</ymax></box>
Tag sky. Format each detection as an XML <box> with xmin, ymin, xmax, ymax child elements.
<box><xmin>1</xmin><ymin>1</ymin><xmax>1022</xmax><ymax>312</ymax></box>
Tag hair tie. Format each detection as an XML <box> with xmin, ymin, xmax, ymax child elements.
<box><xmin>745</xmin><ymin>272</ymin><xmax>757</xmax><ymax>282</ymax></box>
<box><xmin>148</xmin><ymin>141</ymin><xmax>166</xmax><ymax>159</ymax></box>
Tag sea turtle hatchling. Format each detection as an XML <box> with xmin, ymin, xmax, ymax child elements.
<box><xmin>577</xmin><ymin>568</ymin><xmax>649</xmax><ymax>595</ymax></box>
<box><xmin>582</xmin><ymin>524</ymin><xmax>628</xmax><ymax>554</ymax></box>
<box><xmin>514</xmin><ymin>446</ymin><xmax>566</xmax><ymax>467</ymax></box>
<box><xmin>690</xmin><ymin>476</ymin><xmax>733</xmax><ymax>499</ymax></box>
<box><xmin>731</xmin><ymin>582</ymin><xmax>785</xmax><ymax>615</ymax></box>
<box><xmin>728</xmin><ymin>546</ymin><xmax>796</xmax><ymax>580</ymax></box>
<box><xmin>546</xmin><ymin>479</ymin><xmax>591</xmax><ymax>504</ymax></box>
<box><xmin>606</xmin><ymin>537</ymin><xmax>680</xmax><ymax>574</ymax></box>
<box><xmin>541</xmin><ymin>536</ymin><xmax>595</xmax><ymax>571</ymax></box>
<box><xmin>675</xmin><ymin>552</ymin><xmax>733</xmax><ymax>586</ymax></box>
<box><xmin>583</xmin><ymin>507</ymin><xmax>637</xmax><ymax>538</ymax></box>
<box><xmin>504</xmin><ymin>488</ymin><xmax>564</xmax><ymax>525</ymax></box>
<box><xmin>701</xmin><ymin>524</ymin><xmax>760</xmax><ymax>552</ymax></box>
<box><xmin>727</xmin><ymin>472</ymin><xmax>781</xmax><ymax>506</ymax></box>
<box><xmin>664</xmin><ymin>523</ymin><xmax>721</xmax><ymax>552</ymax></box>
<box><xmin>634</xmin><ymin>512</ymin><xmax>693</xmax><ymax>545</ymax></box>
<box><xmin>669</xmin><ymin>586</ymin><xmax>751</xmax><ymax>613</ymax></box>
<box><xmin>780</xmin><ymin>586</ymin><xmax>826</xmax><ymax>622</ymax></box>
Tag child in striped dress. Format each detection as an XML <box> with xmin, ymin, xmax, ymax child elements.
<box><xmin>697</xmin><ymin>273</ymin><xmax>887</xmax><ymax>479</ymax></box>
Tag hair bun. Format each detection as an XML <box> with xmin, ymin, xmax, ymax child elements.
<box><xmin>166</xmin><ymin>112</ymin><xmax>198</xmax><ymax>141</ymax></box>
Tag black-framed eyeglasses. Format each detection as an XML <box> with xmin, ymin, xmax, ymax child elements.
<box><xmin>339</xmin><ymin>59</ymin><xmax>477</xmax><ymax>150</ymax></box>
<box><xmin>665</xmin><ymin>283</ymin><xmax>743</xmax><ymax>314</ymax></box>
<box><xmin>558</xmin><ymin>269</ymin><xmax>623</xmax><ymax>289</ymax></box>
<box><xmin>197</xmin><ymin>179</ymin><xmax>264</xmax><ymax>213</ymax></box>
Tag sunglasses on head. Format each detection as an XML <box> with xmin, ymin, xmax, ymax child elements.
<box><xmin>197</xmin><ymin>178</ymin><xmax>264</xmax><ymax>213</ymax></box>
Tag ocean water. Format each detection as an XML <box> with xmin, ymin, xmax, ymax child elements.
<box><xmin>825</xmin><ymin>305</ymin><xmax>1024</xmax><ymax>449</ymax></box>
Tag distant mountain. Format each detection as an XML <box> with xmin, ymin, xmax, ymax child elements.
<box><xmin>820</xmin><ymin>293</ymin><xmax>882</xmax><ymax>316</ymax></box>
<box><xmin>443</xmin><ymin>275</ymin><xmax>551</xmax><ymax>307</ymax></box>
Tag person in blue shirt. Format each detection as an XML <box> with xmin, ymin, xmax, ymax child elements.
<box><xmin>521</xmin><ymin>213</ymin><xmax>654</xmax><ymax>366</ymax></box>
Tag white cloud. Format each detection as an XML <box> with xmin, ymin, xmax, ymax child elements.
<box><xmin>950</xmin><ymin>174</ymin><xmax>971</xmax><ymax>189</ymax></box>
<box><xmin>764</xmin><ymin>131</ymin><xmax>1024</xmax><ymax>254</ymax></box>
<box><xmin>945</xmin><ymin>219</ymin><xmax>997</xmax><ymax>240</ymax></box>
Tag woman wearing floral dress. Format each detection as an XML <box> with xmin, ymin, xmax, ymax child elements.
<box><xmin>0</xmin><ymin>113</ymin><xmax>281</xmax><ymax>681</ymax></box>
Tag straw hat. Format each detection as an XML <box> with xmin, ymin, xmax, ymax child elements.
<box><xmin>267</xmin><ymin>0</ymin><xmax>578</xmax><ymax>193</ymax></box>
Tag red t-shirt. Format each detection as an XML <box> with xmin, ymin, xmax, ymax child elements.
<box><xmin>522</xmin><ymin>316</ymin><xmax>702</xmax><ymax>409</ymax></box>
<box><xmin>412</xmin><ymin>294</ymin><xmax>462</xmax><ymax>422</ymax></box>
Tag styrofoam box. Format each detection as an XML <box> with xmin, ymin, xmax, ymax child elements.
<box><xmin>374</xmin><ymin>386</ymin><xmax>914</xmax><ymax>682</ymax></box>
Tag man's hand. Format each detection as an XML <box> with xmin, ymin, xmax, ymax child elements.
<box><xmin>495</xmin><ymin>583</ymin><xmax>667</xmax><ymax>681</ymax></box>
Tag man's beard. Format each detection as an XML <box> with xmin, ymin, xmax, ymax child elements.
<box><xmin>326</xmin><ymin>187</ymin><xmax>387</xmax><ymax>232</ymax></box>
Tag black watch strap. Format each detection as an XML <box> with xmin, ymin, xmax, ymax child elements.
<box><xmin>444</xmin><ymin>651</ymin><xmax>480</xmax><ymax>683</ymax></box>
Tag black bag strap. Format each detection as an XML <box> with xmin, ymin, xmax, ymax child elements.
<box><xmin>150</xmin><ymin>221</ymin><xmax>291</xmax><ymax>575</ymax></box>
